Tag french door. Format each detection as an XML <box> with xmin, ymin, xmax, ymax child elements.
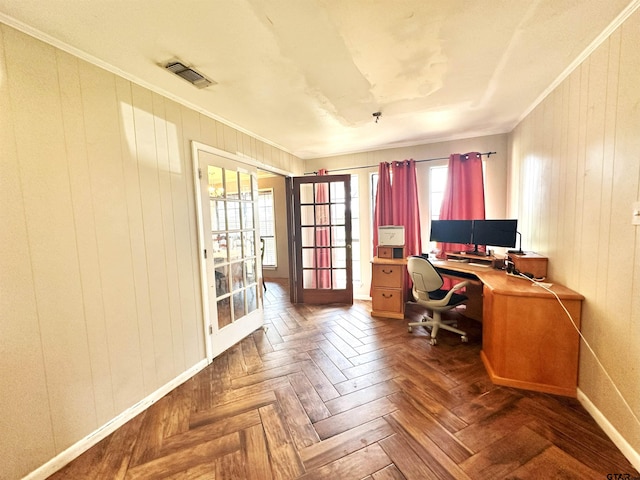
<box><xmin>289</xmin><ymin>174</ymin><xmax>353</xmax><ymax>304</ymax></box>
<box><xmin>193</xmin><ymin>143</ymin><xmax>263</xmax><ymax>360</ymax></box>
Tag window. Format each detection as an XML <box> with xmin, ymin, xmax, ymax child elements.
<box><xmin>370</xmin><ymin>172</ymin><xmax>379</xmax><ymax>229</ymax></box>
<box><xmin>258</xmin><ymin>189</ymin><xmax>276</xmax><ymax>267</ymax></box>
<box><xmin>371</xmin><ymin>165</ymin><xmax>449</xmax><ymax>252</ymax></box>
<box><xmin>430</xmin><ymin>165</ymin><xmax>448</xmax><ymax>220</ymax></box>
<box><xmin>429</xmin><ymin>160</ymin><xmax>486</xmax><ymax>221</ymax></box>
<box><xmin>350</xmin><ymin>175</ymin><xmax>360</xmax><ymax>285</ymax></box>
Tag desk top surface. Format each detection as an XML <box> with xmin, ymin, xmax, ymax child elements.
<box><xmin>431</xmin><ymin>259</ymin><xmax>584</xmax><ymax>300</ymax></box>
<box><xmin>371</xmin><ymin>256</ymin><xmax>407</xmax><ymax>265</ymax></box>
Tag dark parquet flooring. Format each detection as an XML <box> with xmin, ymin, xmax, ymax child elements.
<box><xmin>48</xmin><ymin>279</ymin><xmax>639</xmax><ymax>479</ymax></box>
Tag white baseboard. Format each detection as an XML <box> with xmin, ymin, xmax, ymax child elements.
<box><xmin>577</xmin><ymin>388</ymin><xmax>640</xmax><ymax>472</ymax></box>
<box><xmin>354</xmin><ymin>293</ymin><xmax>372</xmax><ymax>301</ymax></box>
<box><xmin>24</xmin><ymin>358</ymin><xmax>209</xmax><ymax>480</ymax></box>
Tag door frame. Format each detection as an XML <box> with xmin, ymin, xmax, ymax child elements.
<box><xmin>191</xmin><ymin>141</ymin><xmax>292</xmax><ymax>361</ymax></box>
<box><xmin>288</xmin><ymin>174</ymin><xmax>353</xmax><ymax>305</ymax></box>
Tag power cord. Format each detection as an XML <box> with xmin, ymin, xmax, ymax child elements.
<box><xmin>515</xmin><ymin>271</ymin><xmax>640</xmax><ymax>429</ymax></box>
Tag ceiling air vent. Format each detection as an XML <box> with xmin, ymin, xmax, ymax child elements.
<box><xmin>165</xmin><ymin>61</ymin><xmax>215</xmax><ymax>89</ymax></box>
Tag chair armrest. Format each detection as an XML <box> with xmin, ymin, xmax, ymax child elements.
<box><xmin>451</xmin><ymin>280</ymin><xmax>470</xmax><ymax>292</ymax></box>
<box><xmin>428</xmin><ymin>280</ymin><xmax>470</xmax><ymax>307</ymax></box>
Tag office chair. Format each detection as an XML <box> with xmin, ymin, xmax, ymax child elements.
<box><xmin>407</xmin><ymin>256</ymin><xmax>470</xmax><ymax>345</ymax></box>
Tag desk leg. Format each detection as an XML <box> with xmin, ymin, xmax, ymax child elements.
<box><xmin>463</xmin><ymin>283</ymin><xmax>483</xmax><ymax>321</ymax></box>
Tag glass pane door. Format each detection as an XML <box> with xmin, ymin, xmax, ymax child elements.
<box><xmin>292</xmin><ymin>174</ymin><xmax>353</xmax><ymax>304</ymax></box>
<box><xmin>208</xmin><ymin>167</ymin><xmax>259</xmax><ymax>329</ymax></box>
<box><xmin>194</xmin><ymin>144</ymin><xmax>263</xmax><ymax>360</ymax></box>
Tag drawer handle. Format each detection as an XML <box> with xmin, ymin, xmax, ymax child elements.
<box><xmin>382</xmin><ymin>269</ymin><xmax>394</xmax><ymax>274</ymax></box>
<box><xmin>382</xmin><ymin>293</ymin><xmax>394</xmax><ymax>298</ymax></box>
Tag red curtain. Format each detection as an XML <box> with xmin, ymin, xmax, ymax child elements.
<box><xmin>391</xmin><ymin>160</ymin><xmax>422</xmax><ymax>300</ymax></box>
<box><xmin>372</xmin><ymin>162</ymin><xmax>392</xmax><ymax>256</ymax></box>
<box><xmin>438</xmin><ymin>152</ymin><xmax>486</xmax><ymax>287</ymax></box>
<box><xmin>391</xmin><ymin>160</ymin><xmax>422</xmax><ymax>259</ymax></box>
<box><xmin>371</xmin><ymin>160</ymin><xmax>422</xmax><ymax>300</ymax></box>
<box><xmin>439</xmin><ymin>152</ymin><xmax>485</xmax><ymax>220</ymax></box>
<box><xmin>315</xmin><ymin>169</ymin><xmax>331</xmax><ymax>288</ymax></box>
<box><xmin>438</xmin><ymin>152</ymin><xmax>486</xmax><ymax>257</ymax></box>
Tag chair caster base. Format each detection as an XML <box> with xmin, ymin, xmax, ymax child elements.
<box><xmin>407</xmin><ymin>322</ymin><xmax>468</xmax><ymax>346</ymax></box>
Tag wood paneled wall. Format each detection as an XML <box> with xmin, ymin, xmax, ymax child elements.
<box><xmin>4</xmin><ymin>5</ymin><xmax>640</xmax><ymax>477</ymax></box>
<box><xmin>508</xmin><ymin>8</ymin><xmax>640</xmax><ymax>460</ymax></box>
<box><xmin>0</xmin><ymin>24</ymin><xmax>302</xmax><ymax>479</ymax></box>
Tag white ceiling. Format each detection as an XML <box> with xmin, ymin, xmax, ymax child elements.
<box><xmin>0</xmin><ymin>0</ymin><xmax>636</xmax><ymax>159</ymax></box>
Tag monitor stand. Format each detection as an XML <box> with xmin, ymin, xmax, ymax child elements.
<box><xmin>507</xmin><ymin>232</ymin><xmax>524</xmax><ymax>254</ymax></box>
<box><xmin>463</xmin><ymin>245</ymin><xmax>488</xmax><ymax>256</ymax></box>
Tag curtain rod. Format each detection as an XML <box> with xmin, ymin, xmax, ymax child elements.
<box><xmin>304</xmin><ymin>151</ymin><xmax>497</xmax><ymax>175</ymax></box>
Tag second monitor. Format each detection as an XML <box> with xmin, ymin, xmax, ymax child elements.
<box><xmin>430</xmin><ymin>219</ymin><xmax>518</xmax><ymax>254</ymax></box>
<box><xmin>472</xmin><ymin>219</ymin><xmax>518</xmax><ymax>249</ymax></box>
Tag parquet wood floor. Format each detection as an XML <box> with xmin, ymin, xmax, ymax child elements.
<box><xmin>48</xmin><ymin>279</ymin><xmax>638</xmax><ymax>479</ymax></box>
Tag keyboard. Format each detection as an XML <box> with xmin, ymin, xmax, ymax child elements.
<box><xmin>435</xmin><ymin>266</ymin><xmax>479</xmax><ymax>280</ymax></box>
<box><xmin>469</xmin><ymin>262</ymin><xmax>491</xmax><ymax>268</ymax></box>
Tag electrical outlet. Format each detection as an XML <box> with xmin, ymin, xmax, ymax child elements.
<box><xmin>633</xmin><ymin>201</ymin><xmax>640</xmax><ymax>226</ymax></box>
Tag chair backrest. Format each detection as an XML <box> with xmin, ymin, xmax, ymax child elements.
<box><xmin>407</xmin><ymin>256</ymin><xmax>444</xmax><ymax>297</ymax></box>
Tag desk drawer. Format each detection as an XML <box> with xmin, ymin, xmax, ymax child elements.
<box><xmin>372</xmin><ymin>264</ymin><xmax>403</xmax><ymax>287</ymax></box>
<box><xmin>372</xmin><ymin>288</ymin><xmax>403</xmax><ymax>313</ymax></box>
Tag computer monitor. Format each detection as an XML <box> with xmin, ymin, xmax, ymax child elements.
<box><xmin>472</xmin><ymin>219</ymin><xmax>518</xmax><ymax>248</ymax></box>
<box><xmin>429</xmin><ymin>220</ymin><xmax>473</xmax><ymax>245</ymax></box>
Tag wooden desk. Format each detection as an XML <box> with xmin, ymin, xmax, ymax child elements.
<box><xmin>432</xmin><ymin>260</ymin><xmax>584</xmax><ymax>397</ymax></box>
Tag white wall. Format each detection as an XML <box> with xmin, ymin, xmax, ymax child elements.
<box><xmin>305</xmin><ymin>133</ymin><xmax>509</xmax><ymax>298</ymax></box>
<box><xmin>0</xmin><ymin>23</ymin><xmax>302</xmax><ymax>480</ymax></box>
<box><xmin>508</xmin><ymin>8</ymin><xmax>640</xmax><ymax>463</ymax></box>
